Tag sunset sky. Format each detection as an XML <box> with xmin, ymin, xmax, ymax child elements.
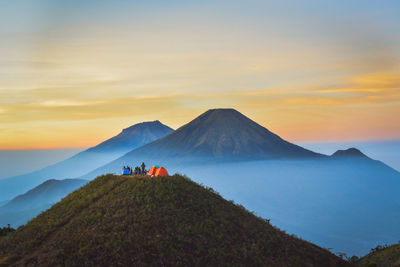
<box><xmin>1</xmin><ymin>0</ymin><xmax>399</xmax><ymax>150</ymax></box>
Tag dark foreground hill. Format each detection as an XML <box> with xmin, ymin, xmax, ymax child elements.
<box><xmin>0</xmin><ymin>174</ymin><xmax>350</xmax><ymax>266</ymax></box>
<box><xmin>357</xmin><ymin>243</ymin><xmax>400</xmax><ymax>267</ymax></box>
<box><xmin>0</xmin><ymin>178</ymin><xmax>87</xmax><ymax>228</ymax></box>
<box><xmin>0</xmin><ymin>121</ymin><xmax>173</xmax><ymax>202</ymax></box>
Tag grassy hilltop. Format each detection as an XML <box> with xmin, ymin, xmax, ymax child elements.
<box><xmin>357</xmin><ymin>244</ymin><xmax>400</xmax><ymax>267</ymax></box>
<box><xmin>0</xmin><ymin>174</ymin><xmax>350</xmax><ymax>266</ymax></box>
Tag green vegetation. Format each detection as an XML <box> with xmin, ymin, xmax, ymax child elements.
<box><xmin>0</xmin><ymin>225</ymin><xmax>15</xmax><ymax>237</ymax></box>
<box><xmin>357</xmin><ymin>243</ymin><xmax>400</xmax><ymax>267</ymax></box>
<box><xmin>0</xmin><ymin>174</ymin><xmax>349</xmax><ymax>266</ymax></box>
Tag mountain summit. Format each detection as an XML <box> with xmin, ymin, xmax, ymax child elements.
<box><xmin>331</xmin><ymin>148</ymin><xmax>369</xmax><ymax>159</ymax></box>
<box><xmin>86</xmin><ymin>120</ymin><xmax>173</xmax><ymax>154</ymax></box>
<box><xmin>143</xmin><ymin>108</ymin><xmax>321</xmax><ymax>159</ymax></box>
<box><xmin>0</xmin><ymin>174</ymin><xmax>349</xmax><ymax>266</ymax></box>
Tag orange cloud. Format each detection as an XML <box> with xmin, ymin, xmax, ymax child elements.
<box><xmin>317</xmin><ymin>71</ymin><xmax>400</xmax><ymax>94</ymax></box>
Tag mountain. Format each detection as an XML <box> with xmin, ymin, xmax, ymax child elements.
<box><xmin>86</xmin><ymin>121</ymin><xmax>173</xmax><ymax>154</ymax></box>
<box><xmin>0</xmin><ymin>179</ymin><xmax>87</xmax><ymax>228</ymax></box>
<box><xmin>357</xmin><ymin>243</ymin><xmax>400</xmax><ymax>266</ymax></box>
<box><xmin>83</xmin><ymin>109</ymin><xmax>323</xmax><ymax>178</ymax></box>
<box><xmin>330</xmin><ymin>147</ymin><xmax>399</xmax><ymax>174</ymax></box>
<box><xmin>0</xmin><ymin>174</ymin><xmax>350</xmax><ymax>266</ymax></box>
<box><xmin>331</xmin><ymin>148</ymin><xmax>370</xmax><ymax>159</ymax></box>
<box><xmin>130</xmin><ymin>109</ymin><xmax>322</xmax><ymax>160</ymax></box>
<box><xmin>0</xmin><ymin>121</ymin><xmax>173</xmax><ymax>202</ymax></box>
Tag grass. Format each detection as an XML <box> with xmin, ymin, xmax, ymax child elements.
<box><xmin>0</xmin><ymin>226</ymin><xmax>15</xmax><ymax>237</ymax></box>
<box><xmin>357</xmin><ymin>243</ymin><xmax>400</xmax><ymax>267</ymax></box>
<box><xmin>0</xmin><ymin>174</ymin><xmax>350</xmax><ymax>266</ymax></box>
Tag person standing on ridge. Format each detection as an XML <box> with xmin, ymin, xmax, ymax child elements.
<box><xmin>141</xmin><ymin>162</ymin><xmax>146</xmax><ymax>175</ymax></box>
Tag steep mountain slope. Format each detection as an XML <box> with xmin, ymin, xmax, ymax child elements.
<box><xmin>0</xmin><ymin>174</ymin><xmax>350</xmax><ymax>266</ymax></box>
<box><xmin>86</xmin><ymin>120</ymin><xmax>173</xmax><ymax>153</ymax></box>
<box><xmin>0</xmin><ymin>121</ymin><xmax>173</xmax><ymax>202</ymax></box>
<box><xmin>0</xmin><ymin>179</ymin><xmax>87</xmax><ymax>228</ymax></box>
<box><xmin>84</xmin><ymin>109</ymin><xmax>323</xmax><ymax>178</ymax></box>
<box><xmin>357</xmin><ymin>243</ymin><xmax>400</xmax><ymax>267</ymax></box>
<box><xmin>130</xmin><ymin>109</ymin><xmax>321</xmax><ymax>159</ymax></box>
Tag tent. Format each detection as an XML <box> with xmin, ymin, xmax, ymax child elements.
<box><xmin>147</xmin><ymin>166</ymin><xmax>169</xmax><ymax>177</ymax></box>
<box><xmin>155</xmin><ymin>167</ymin><xmax>169</xmax><ymax>177</ymax></box>
<box><xmin>148</xmin><ymin>166</ymin><xmax>157</xmax><ymax>176</ymax></box>
<box><xmin>123</xmin><ymin>168</ymin><xmax>131</xmax><ymax>175</ymax></box>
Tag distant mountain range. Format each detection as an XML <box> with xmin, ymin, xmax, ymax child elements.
<box><xmin>0</xmin><ymin>174</ymin><xmax>350</xmax><ymax>266</ymax></box>
<box><xmin>83</xmin><ymin>109</ymin><xmax>326</xmax><ymax>178</ymax></box>
<box><xmin>124</xmin><ymin>109</ymin><xmax>324</xmax><ymax>160</ymax></box>
<box><xmin>0</xmin><ymin>121</ymin><xmax>173</xmax><ymax>202</ymax></box>
<box><xmin>82</xmin><ymin>109</ymin><xmax>398</xmax><ymax>180</ymax></box>
<box><xmin>0</xmin><ymin>179</ymin><xmax>87</xmax><ymax>227</ymax></box>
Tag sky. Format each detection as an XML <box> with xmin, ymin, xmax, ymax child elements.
<box><xmin>0</xmin><ymin>148</ymin><xmax>83</xmax><ymax>179</ymax></box>
<box><xmin>0</xmin><ymin>0</ymin><xmax>399</xmax><ymax>150</ymax></box>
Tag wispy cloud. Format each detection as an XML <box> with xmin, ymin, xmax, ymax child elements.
<box><xmin>1</xmin><ymin>0</ymin><xmax>399</xmax><ymax>148</ymax></box>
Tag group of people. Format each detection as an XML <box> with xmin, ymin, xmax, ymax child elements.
<box><xmin>122</xmin><ymin>162</ymin><xmax>147</xmax><ymax>175</ymax></box>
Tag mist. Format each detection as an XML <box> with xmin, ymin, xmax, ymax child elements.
<box><xmin>168</xmin><ymin>159</ymin><xmax>400</xmax><ymax>257</ymax></box>
<box><xmin>1</xmin><ymin>152</ymin><xmax>399</xmax><ymax>257</ymax></box>
<box><xmin>0</xmin><ymin>148</ymin><xmax>83</xmax><ymax>179</ymax></box>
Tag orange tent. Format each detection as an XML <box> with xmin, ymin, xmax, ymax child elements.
<box><xmin>148</xmin><ymin>166</ymin><xmax>157</xmax><ymax>176</ymax></box>
<box><xmin>155</xmin><ymin>167</ymin><xmax>169</xmax><ymax>177</ymax></box>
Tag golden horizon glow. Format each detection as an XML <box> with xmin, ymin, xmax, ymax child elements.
<box><xmin>1</xmin><ymin>1</ymin><xmax>399</xmax><ymax>150</ymax></box>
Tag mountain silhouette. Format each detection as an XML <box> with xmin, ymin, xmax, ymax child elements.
<box><xmin>331</xmin><ymin>148</ymin><xmax>369</xmax><ymax>159</ymax></box>
<box><xmin>0</xmin><ymin>174</ymin><xmax>350</xmax><ymax>266</ymax></box>
<box><xmin>0</xmin><ymin>179</ymin><xmax>87</xmax><ymax>227</ymax></box>
<box><xmin>0</xmin><ymin>121</ymin><xmax>173</xmax><ymax>202</ymax></box>
<box><xmin>84</xmin><ymin>109</ymin><xmax>323</xmax><ymax>177</ymax></box>
<box><xmin>330</xmin><ymin>147</ymin><xmax>399</xmax><ymax>175</ymax></box>
<box><xmin>86</xmin><ymin>120</ymin><xmax>173</xmax><ymax>154</ymax></box>
<box><xmin>132</xmin><ymin>109</ymin><xmax>322</xmax><ymax>159</ymax></box>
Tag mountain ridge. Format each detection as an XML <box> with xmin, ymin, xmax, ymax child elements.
<box><xmin>82</xmin><ymin>109</ymin><xmax>325</xmax><ymax>178</ymax></box>
<box><xmin>86</xmin><ymin>120</ymin><xmax>172</xmax><ymax>153</ymax></box>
